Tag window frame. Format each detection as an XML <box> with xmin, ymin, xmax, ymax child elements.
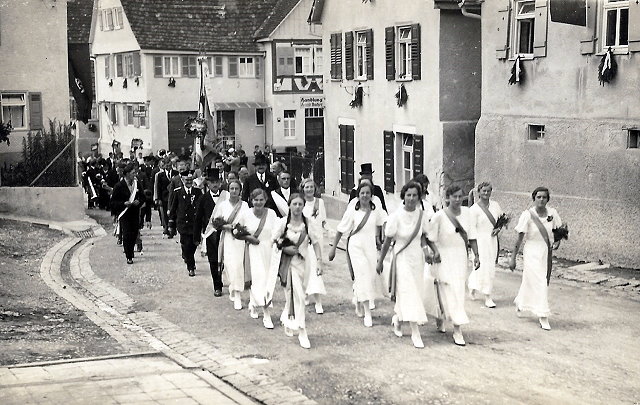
<box><xmin>0</xmin><ymin>92</ymin><xmax>27</xmax><ymax>130</ymax></box>
<box><xmin>512</xmin><ymin>0</ymin><xmax>536</xmax><ymax>58</ymax></box>
<box><xmin>355</xmin><ymin>31</ymin><xmax>368</xmax><ymax>80</ymax></box>
<box><xmin>228</xmin><ymin>57</ymin><xmax>239</xmax><ymax>78</ymax></box>
<box><xmin>214</xmin><ymin>56</ymin><xmax>224</xmax><ymax>77</ymax></box>
<box><xmin>602</xmin><ymin>0</ymin><xmax>630</xmax><ymax>52</ymax></box>
<box><xmin>102</xmin><ymin>8</ymin><xmax>114</xmax><ymax>31</ymax></box>
<box><xmin>163</xmin><ymin>56</ymin><xmax>180</xmax><ymax>77</ymax></box>
<box><xmin>627</xmin><ymin>128</ymin><xmax>639</xmax><ymax>149</ymax></box>
<box><xmin>181</xmin><ymin>56</ymin><xmax>198</xmax><ymax>78</ymax></box>
<box><xmin>238</xmin><ymin>57</ymin><xmax>255</xmax><ymax>78</ymax></box>
<box><xmin>396</xmin><ymin>26</ymin><xmax>412</xmax><ymax>80</ymax></box>
<box><xmin>294</xmin><ymin>46</ymin><xmax>313</xmax><ymax>76</ymax></box>
<box><xmin>401</xmin><ymin>134</ymin><xmax>414</xmax><ymax>185</ymax></box>
<box><xmin>124</xmin><ymin>104</ymin><xmax>135</xmax><ymax>126</ymax></box>
<box><xmin>283</xmin><ymin>110</ymin><xmax>296</xmax><ymax>138</ymax></box>
<box><xmin>255</xmin><ymin>109</ymin><xmax>265</xmax><ymax>126</ymax></box>
<box><xmin>527</xmin><ymin>123</ymin><xmax>546</xmax><ymax>142</ymax></box>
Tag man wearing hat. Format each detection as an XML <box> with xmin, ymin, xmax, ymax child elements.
<box><xmin>154</xmin><ymin>157</ymin><xmax>177</xmax><ymax>237</ymax></box>
<box><xmin>194</xmin><ymin>168</ymin><xmax>226</xmax><ymax>296</ymax></box>
<box><xmin>349</xmin><ymin>163</ymin><xmax>388</xmax><ymax>212</ymax></box>
<box><xmin>168</xmin><ymin>170</ymin><xmax>203</xmax><ymax>277</ymax></box>
<box><xmin>241</xmin><ymin>153</ymin><xmax>277</xmax><ymax>203</ymax></box>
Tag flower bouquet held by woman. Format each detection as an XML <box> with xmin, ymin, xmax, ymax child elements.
<box><xmin>494</xmin><ymin>213</ymin><xmax>511</xmax><ymax>230</ymax></box>
<box><xmin>211</xmin><ymin>217</ymin><xmax>228</xmax><ymax>230</ymax></box>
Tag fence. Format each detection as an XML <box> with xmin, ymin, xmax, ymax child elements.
<box><xmin>272</xmin><ymin>151</ymin><xmax>325</xmax><ymax>192</ymax></box>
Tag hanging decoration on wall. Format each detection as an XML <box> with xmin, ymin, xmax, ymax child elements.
<box><xmin>134</xmin><ymin>77</ymin><xmax>140</xmax><ymax>86</ymax></box>
<box><xmin>168</xmin><ymin>77</ymin><xmax>176</xmax><ymax>87</ymax></box>
<box><xmin>123</xmin><ymin>78</ymin><xmax>128</xmax><ymax>89</ymax></box>
<box><xmin>508</xmin><ymin>56</ymin><xmax>525</xmax><ymax>85</ymax></box>
<box><xmin>349</xmin><ymin>84</ymin><xmax>363</xmax><ymax>108</ymax></box>
<box><xmin>598</xmin><ymin>47</ymin><xmax>617</xmax><ymax>85</ymax></box>
<box><xmin>395</xmin><ymin>83</ymin><xmax>408</xmax><ymax>107</ymax></box>
<box><xmin>108</xmin><ymin>78</ymin><xmax>113</xmax><ymax>87</ymax></box>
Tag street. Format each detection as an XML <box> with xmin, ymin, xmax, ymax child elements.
<box><xmin>87</xmin><ymin>210</ymin><xmax>640</xmax><ymax>405</ymax></box>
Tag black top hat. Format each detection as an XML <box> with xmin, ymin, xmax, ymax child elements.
<box><xmin>253</xmin><ymin>153</ymin><xmax>269</xmax><ymax>166</ymax></box>
<box><xmin>359</xmin><ymin>163</ymin><xmax>374</xmax><ymax>174</ymax></box>
<box><xmin>205</xmin><ymin>168</ymin><xmax>221</xmax><ymax>181</ymax></box>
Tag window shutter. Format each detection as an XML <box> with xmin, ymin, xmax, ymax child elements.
<box><xmin>99</xmin><ymin>11</ymin><xmax>103</xmax><ymax>31</ymax></box>
<box><xmin>330</xmin><ymin>33</ymin><xmax>337</xmax><ymax>79</ymax></box>
<box><xmin>181</xmin><ymin>56</ymin><xmax>189</xmax><ymax>77</ymax></box>
<box><xmin>346</xmin><ymin>125</ymin><xmax>355</xmax><ymax>191</ymax></box>
<box><xmin>412</xmin><ymin>134</ymin><xmax>424</xmax><ymax>178</ymax></box>
<box><xmin>533</xmin><ymin>0</ymin><xmax>549</xmax><ymax>57</ymax></box>
<box><xmin>629</xmin><ymin>0</ymin><xmax>640</xmax><ymax>52</ymax></box>
<box><xmin>229</xmin><ymin>57</ymin><xmax>238</xmax><ymax>77</ymax></box>
<box><xmin>105</xmin><ymin>55</ymin><xmax>111</xmax><ymax>78</ymax></box>
<box><xmin>580</xmin><ymin>0</ymin><xmax>597</xmax><ymax>54</ymax></box>
<box><xmin>116</xmin><ymin>54</ymin><xmax>123</xmax><ymax>77</ymax></box>
<box><xmin>339</xmin><ymin>125</ymin><xmax>348</xmax><ymax>193</ymax></box>
<box><xmin>28</xmin><ymin>93</ymin><xmax>43</xmax><ymax>130</ymax></box>
<box><xmin>116</xmin><ymin>7</ymin><xmax>124</xmax><ymax>28</ymax></box>
<box><xmin>385</xmin><ymin>26</ymin><xmax>395</xmax><ymax>80</ymax></box>
<box><xmin>336</xmin><ymin>33</ymin><xmax>343</xmax><ymax>79</ymax></box>
<box><xmin>345</xmin><ymin>31</ymin><xmax>354</xmax><ymax>80</ymax></box>
<box><xmin>153</xmin><ymin>56</ymin><xmax>162</xmax><ymax>77</ymax></box>
<box><xmin>410</xmin><ymin>24</ymin><xmax>421</xmax><ymax>80</ymax></box>
<box><xmin>383</xmin><ymin>130</ymin><xmax>395</xmax><ymax>193</ymax></box>
<box><xmin>495</xmin><ymin>1</ymin><xmax>511</xmax><ymax>59</ymax></box>
<box><xmin>107</xmin><ymin>10</ymin><xmax>114</xmax><ymax>30</ymax></box>
<box><xmin>278</xmin><ymin>48</ymin><xmax>294</xmax><ymax>76</ymax></box>
<box><xmin>255</xmin><ymin>57</ymin><xmax>262</xmax><ymax>78</ymax></box>
<box><xmin>133</xmin><ymin>52</ymin><xmax>141</xmax><ymax>76</ymax></box>
<box><xmin>365</xmin><ymin>29</ymin><xmax>374</xmax><ymax>80</ymax></box>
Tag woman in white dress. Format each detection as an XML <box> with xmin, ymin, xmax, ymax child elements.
<box><xmin>271</xmin><ymin>193</ymin><xmax>323</xmax><ymax>349</ymax></box>
<box><xmin>238</xmin><ymin>188</ymin><xmax>278</xmax><ymax>328</ymax></box>
<box><xmin>212</xmin><ymin>179</ymin><xmax>249</xmax><ymax>310</ymax></box>
<box><xmin>509</xmin><ymin>186</ymin><xmax>562</xmax><ymax>331</ymax></box>
<box><xmin>300</xmin><ymin>178</ymin><xmax>327</xmax><ymax>314</ymax></box>
<box><xmin>427</xmin><ymin>185</ymin><xmax>480</xmax><ymax>346</ymax></box>
<box><xmin>329</xmin><ymin>182</ymin><xmax>387</xmax><ymax>327</ymax></box>
<box><xmin>468</xmin><ymin>182</ymin><xmax>504</xmax><ymax>308</ymax></box>
<box><xmin>377</xmin><ymin>182</ymin><xmax>437</xmax><ymax>349</ymax></box>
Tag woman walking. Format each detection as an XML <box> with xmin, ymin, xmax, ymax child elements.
<box><xmin>509</xmin><ymin>187</ymin><xmax>563</xmax><ymax>331</ymax></box>
<box><xmin>427</xmin><ymin>185</ymin><xmax>480</xmax><ymax>346</ymax></box>
<box><xmin>329</xmin><ymin>181</ymin><xmax>387</xmax><ymax>327</ymax></box>
<box><xmin>271</xmin><ymin>193</ymin><xmax>323</xmax><ymax>349</ymax></box>
<box><xmin>238</xmin><ymin>189</ymin><xmax>278</xmax><ymax>328</ymax></box>
<box><xmin>377</xmin><ymin>182</ymin><xmax>436</xmax><ymax>348</ymax></box>
<box><xmin>300</xmin><ymin>178</ymin><xmax>327</xmax><ymax>314</ymax></box>
<box><xmin>213</xmin><ymin>179</ymin><xmax>249</xmax><ymax>310</ymax></box>
<box><xmin>468</xmin><ymin>182</ymin><xmax>504</xmax><ymax>308</ymax></box>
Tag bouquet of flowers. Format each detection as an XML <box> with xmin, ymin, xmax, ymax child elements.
<box><xmin>493</xmin><ymin>213</ymin><xmax>511</xmax><ymax>230</ymax></box>
<box><xmin>275</xmin><ymin>236</ymin><xmax>295</xmax><ymax>250</ymax></box>
<box><xmin>553</xmin><ymin>223</ymin><xmax>569</xmax><ymax>242</ymax></box>
<box><xmin>231</xmin><ymin>223</ymin><xmax>251</xmax><ymax>239</ymax></box>
<box><xmin>211</xmin><ymin>217</ymin><xmax>228</xmax><ymax>231</ymax></box>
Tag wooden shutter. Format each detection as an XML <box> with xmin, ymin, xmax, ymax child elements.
<box><xmin>346</xmin><ymin>125</ymin><xmax>355</xmax><ymax>191</ymax></box>
<box><xmin>153</xmin><ymin>56</ymin><xmax>162</xmax><ymax>77</ymax></box>
<box><xmin>336</xmin><ymin>33</ymin><xmax>343</xmax><ymax>79</ymax></box>
<box><xmin>533</xmin><ymin>0</ymin><xmax>549</xmax><ymax>57</ymax></box>
<box><xmin>229</xmin><ymin>57</ymin><xmax>238</xmax><ymax>77</ymax></box>
<box><xmin>28</xmin><ymin>93</ymin><xmax>43</xmax><ymax>130</ymax></box>
<box><xmin>345</xmin><ymin>31</ymin><xmax>354</xmax><ymax>80</ymax></box>
<box><xmin>330</xmin><ymin>33</ymin><xmax>338</xmax><ymax>79</ymax></box>
<box><xmin>133</xmin><ymin>52</ymin><xmax>141</xmax><ymax>76</ymax></box>
<box><xmin>412</xmin><ymin>135</ymin><xmax>424</xmax><ymax>178</ymax></box>
<box><xmin>255</xmin><ymin>57</ymin><xmax>262</xmax><ymax>78</ymax></box>
<box><xmin>496</xmin><ymin>1</ymin><xmax>511</xmax><ymax>59</ymax></box>
<box><xmin>116</xmin><ymin>54</ymin><xmax>123</xmax><ymax>77</ymax></box>
<box><xmin>116</xmin><ymin>8</ymin><xmax>124</xmax><ymax>28</ymax></box>
<box><xmin>339</xmin><ymin>124</ymin><xmax>355</xmax><ymax>193</ymax></box>
<box><xmin>365</xmin><ymin>29</ymin><xmax>374</xmax><ymax>80</ymax></box>
<box><xmin>629</xmin><ymin>0</ymin><xmax>640</xmax><ymax>52</ymax></box>
<box><xmin>105</xmin><ymin>55</ymin><xmax>111</xmax><ymax>78</ymax></box>
<box><xmin>99</xmin><ymin>11</ymin><xmax>103</xmax><ymax>31</ymax></box>
<box><xmin>383</xmin><ymin>130</ymin><xmax>395</xmax><ymax>193</ymax></box>
<box><xmin>411</xmin><ymin>24</ymin><xmax>421</xmax><ymax>80</ymax></box>
<box><xmin>385</xmin><ymin>27</ymin><xmax>395</xmax><ymax>80</ymax></box>
<box><xmin>277</xmin><ymin>47</ymin><xmax>294</xmax><ymax>75</ymax></box>
<box><xmin>580</xmin><ymin>0</ymin><xmax>597</xmax><ymax>54</ymax></box>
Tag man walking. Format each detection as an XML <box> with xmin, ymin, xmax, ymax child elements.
<box><xmin>168</xmin><ymin>170</ymin><xmax>202</xmax><ymax>277</ymax></box>
<box><xmin>269</xmin><ymin>170</ymin><xmax>295</xmax><ymax>217</ymax></box>
<box><xmin>241</xmin><ymin>153</ymin><xmax>277</xmax><ymax>203</ymax></box>
<box><xmin>349</xmin><ymin>163</ymin><xmax>388</xmax><ymax>212</ymax></box>
<box><xmin>154</xmin><ymin>158</ymin><xmax>175</xmax><ymax>237</ymax></box>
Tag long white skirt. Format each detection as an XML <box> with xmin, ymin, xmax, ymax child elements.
<box><xmin>222</xmin><ymin>232</ymin><xmax>246</xmax><ymax>294</ymax></box>
<box><xmin>280</xmin><ymin>255</ymin><xmax>308</xmax><ymax>330</ymax></box>
<box><xmin>247</xmin><ymin>242</ymin><xmax>276</xmax><ymax>309</ymax></box>
<box><xmin>424</xmin><ymin>246</ymin><xmax>469</xmax><ymax>326</ymax></box>
<box><xmin>393</xmin><ymin>247</ymin><xmax>428</xmax><ymax>324</ymax></box>
<box><xmin>467</xmin><ymin>233</ymin><xmax>498</xmax><ymax>295</ymax></box>
<box><xmin>514</xmin><ymin>240</ymin><xmax>550</xmax><ymax>317</ymax></box>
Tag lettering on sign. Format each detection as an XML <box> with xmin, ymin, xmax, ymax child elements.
<box><xmin>300</xmin><ymin>96</ymin><xmax>324</xmax><ymax>108</ymax></box>
<box><xmin>133</xmin><ymin>110</ymin><xmax>147</xmax><ymax>117</ymax></box>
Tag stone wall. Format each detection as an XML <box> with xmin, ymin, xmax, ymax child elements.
<box><xmin>0</xmin><ymin>187</ymin><xmax>85</xmax><ymax>222</ymax></box>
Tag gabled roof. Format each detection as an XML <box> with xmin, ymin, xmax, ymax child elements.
<box><xmin>254</xmin><ymin>0</ymin><xmax>301</xmax><ymax>39</ymax></box>
<box><xmin>68</xmin><ymin>0</ymin><xmax>94</xmax><ymax>44</ymax></box>
<box><xmin>120</xmin><ymin>0</ymin><xmax>281</xmax><ymax>53</ymax></box>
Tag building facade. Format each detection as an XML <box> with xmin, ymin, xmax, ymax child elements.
<box><xmin>477</xmin><ymin>0</ymin><xmax>640</xmax><ymax>267</ymax></box>
<box><xmin>0</xmin><ymin>0</ymin><xmax>71</xmax><ymax>164</ymax></box>
<box><xmin>318</xmin><ymin>0</ymin><xmax>481</xmax><ymax>211</ymax></box>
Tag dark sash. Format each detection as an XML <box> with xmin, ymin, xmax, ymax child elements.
<box><xmin>345</xmin><ymin>209</ymin><xmax>372</xmax><ymax>281</ymax></box>
<box><xmin>528</xmin><ymin>209</ymin><xmax>553</xmax><ymax>285</ymax></box>
<box><xmin>218</xmin><ymin>201</ymin><xmax>243</xmax><ymax>268</ymax></box>
<box><xmin>389</xmin><ymin>210</ymin><xmax>423</xmax><ymax>302</ymax></box>
<box><xmin>277</xmin><ymin>226</ymin><xmax>308</xmax><ymax>319</ymax></box>
<box><xmin>477</xmin><ymin>202</ymin><xmax>500</xmax><ymax>263</ymax></box>
<box><xmin>311</xmin><ymin>197</ymin><xmax>320</xmax><ymax>218</ymax></box>
<box><xmin>444</xmin><ymin>208</ymin><xmax>469</xmax><ymax>248</ymax></box>
<box><xmin>243</xmin><ymin>211</ymin><xmax>268</xmax><ymax>289</ymax></box>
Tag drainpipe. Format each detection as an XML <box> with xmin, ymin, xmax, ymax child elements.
<box><xmin>458</xmin><ymin>0</ymin><xmax>481</xmax><ymax>19</ymax></box>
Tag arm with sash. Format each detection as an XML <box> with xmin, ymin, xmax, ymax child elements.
<box><xmin>217</xmin><ymin>201</ymin><xmax>243</xmax><ymax>269</ymax></box>
<box><xmin>345</xmin><ymin>209</ymin><xmax>372</xmax><ymax>281</ymax></box>
<box><xmin>477</xmin><ymin>202</ymin><xmax>500</xmax><ymax>263</ymax></box>
<box><xmin>113</xmin><ymin>180</ymin><xmax>138</xmax><ymax>237</ymax></box>
<box><xmin>388</xmin><ymin>210</ymin><xmax>423</xmax><ymax>302</ymax></box>
<box><xmin>243</xmin><ymin>211</ymin><xmax>269</xmax><ymax>289</ymax></box>
<box><xmin>528</xmin><ymin>209</ymin><xmax>554</xmax><ymax>285</ymax></box>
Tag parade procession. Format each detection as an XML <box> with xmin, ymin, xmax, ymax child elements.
<box><xmin>2</xmin><ymin>0</ymin><xmax>640</xmax><ymax>404</ymax></box>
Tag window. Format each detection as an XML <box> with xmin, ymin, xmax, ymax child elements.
<box><xmin>107</xmin><ymin>103</ymin><xmax>118</xmax><ymax>125</ymax></box>
<box><xmin>228</xmin><ymin>57</ymin><xmax>238</xmax><ymax>77</ymax></box>
<box><xmin>163</xmin><ymin>56</ymin><xmax>180</xmax><ymax>77</ymax></box>
<box><xmin>314</xmin><ymin>47</ymin><xmax>323</xmax><ymax>76</ymax></box>
<box><xmin>123</xmin><ymin>53</ymin><xmax>134</xmax><ymax>77</ymax></box>
<box><xmin>105</xmin><ymin>55</ymin><xmax>111</xmax><ymax>78</ymax></box>
<box><xmin>1</xmin><ymin>93</ymin><xmax>26</xmax><ymax>129</ymax></box>
<box><xmin>239</xmin><ymin>57</ymin><xmax>255</xmax><ymax>78</ymax></box>
<box><xmin>113</xmin><ymin>7</ymin><xmax>124</xmax><ymax>29</ymax></box>
<box><xmin>101</xmin><ymin>8</ymin><xmax>114</xmax><ymax>31</ymax></box>
<box><xmin>402</xmin><ymin>134</ymin><xmax>414</xmax><ymax>184</ymax></box>
<box><xmin>214</xmin><ymin>56</ymin><xmax>224</xmax><ymax>76</ymax></box>
<box><xmin>283</xmin><ymin>110</ymin><xmax>296</xmax><ymax>138</ymax></box>
<box><xmin>255</xmin><ymin>109</ymin><xmax>264</xmax><ymax>126</ymax></box>
<box><xmin>181</xmin><ymin>56</ymin><xmax>197</xmax><ymax>77</ymax></box>
<box><xmin>603</xmin><ymin>0</ymin><xmax>629</xmax><ymax>50</ymax></box>
<box><xmin>137</xmin><ymin>105</ymin><xmax>148</xmax><ymax>128</ymax></box>
<box><xmin>125</xmin><ymin>105</ymin><xmax>134</xmax><ymax>126</ymax></box>
<box><xmin>115</xmin><ymin>52</ymin><xmax>140</xmax><ymax>77</ymax></box>
<box><xmin>305</xmin><ymin>108</ymin><xmax>323</xmax><ymax>118</ymax></box>
<box><xmin>100</xmin><ymin>7</ymin><xmax>124</xmax><ymax>31</ymax></box>
<box><xmin>397</xmin><ymin>27</ymin><xmax>412</xmax><ymax>79</ymax></box>
<box><xmin>513</xmin><ymin>0</ymin><xmax>536</xmax><ymax>56</ymax></box>
<box><xmin>627</xmin><ymin>129</ymin><xmax>639</xmax><ymax>149</ymax></box>
<box><xmin>527</xmin><ymin>124</ymin><xmax>545</xmax><ymax>141</ymax></box>
<box><xmin>355</xmin><ymin>32</ymin><xmax>368</xmax><ymax>80</ymax></box>
<box><xmin>295</xmin><ymin>47</ymin><xmax>312</xmax><ymax>75</ymax></box>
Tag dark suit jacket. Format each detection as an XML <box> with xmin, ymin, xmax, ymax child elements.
<box><xmin>155</xmin><ymin>170</ymin><xmax>175</xmax><ymax>202</ymax></box>
<box><xmin>349</xmin><ymin>184</ymin><xmax>388</xmax><ymax>212</ymax></box>
<box><xmin>241</xmin><ymin>172</ymin><xmax>277</xmax><ymax>202</ymax></box>
<box><xmin>167</xmin><ymin>174</ymin><xmax>184</xmax><ymax>208</ymax></box>
<box><xmin>111</xmin><ymin>179</ymin><xmax>146</xmax><ymax>231</ymax></box>
<box><xmin>193</xmin><ymin>192</ymin><xmax>218</xmax><ymax>244</ymax></box>
<box><xmin>169</xmin><ymin>187</ymin><xmax>203</xmax><ymax>235</ymax></box>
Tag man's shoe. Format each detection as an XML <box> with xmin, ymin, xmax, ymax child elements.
<box><xmin>214</xmin><ymin>289</ymin><xmax>222</xmax><ymax>297</ymax></box>
<box><xmin>188</xmin><ymin>269</ymin><xmax>195</xmax><ymax>277</ymax></box>
<box><xmin>126</xmin><ymin>258</ymin><xmax>133</xmax><ymax>265</ymax></box>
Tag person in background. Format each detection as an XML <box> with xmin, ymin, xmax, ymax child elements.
<box><xmin>154</xmin><ymin>157</ymin><xmax>176</xmax><ymax>237</ymax></box>
<box><xmin>268</xmin><ymin>170</ymin><xmax>296</xmax><ymax>218</ymax></box>
<box><xmin>168</xmin><ymin>170</ymin><xmax>203</xmax><ymax>277</ymax></box>
<box><xmin>238</xmin><ymin>149</ymin><xmax>249</xmax><ymax>168</ymax></box>
<box><xmin>242</xmin><ymin>153</ymin><xmax>277</xmax><ymax>203</ymax></box>
<box><xmin>349</xmin><ymin>163</ymin><xmax>387</xmax><ymax>213</ymax></box>
<box><xmin>225</xmin><ymin>148</ymin><xmax>241</xmax><ymax>173</ymax></box>
<box><xmin>238</xmin><ymin>167</ymin><xmax>250</xmax><ymax>188</ymax></box>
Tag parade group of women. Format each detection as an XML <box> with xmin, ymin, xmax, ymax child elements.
<box><xmin>206</xmin><ymin>169</ymin><xmax>564</xmax><ymax>350</ymax></box>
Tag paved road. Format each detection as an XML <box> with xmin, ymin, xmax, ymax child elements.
<box><xmin>88</xmin><ymin>210</ymin><xmax>640</xmax><ymax>405</ymax></box>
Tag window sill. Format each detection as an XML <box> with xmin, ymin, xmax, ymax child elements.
<box><xmin>395</xmin><ymin>78</ymin><xmax>413</xmax><ymax>82</ymax></box>
<box><xmin>596</xmin><ymin>47</ymin><xmax>629</xmax><ymax>56</ymax></box>
<box><xmin>508</xmin><ymin>54</ymin><xmax>534</xmax><ymax>61</ymax></box>
<box><xmin>526</xmin><ymin>139</ymin><xmax>545</xmax><ymax>144</ymax></box>
<box><xmin>354</xmin><ymin>77</ymin><xmax>368</xmax><ymax>82</ymax></box>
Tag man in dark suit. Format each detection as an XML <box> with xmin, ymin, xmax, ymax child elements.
<box><xmin>349</xmin><ymin>163</ymin><xmax>388</xmax><ymax>212</ymax></box>
<box><xmin>241</xmin><ymin>153</ymin><xmax>277</xmax><ymax>204</ymax></box>
<box><xmin>110</xmin><ymin>164</ymin><xmax>146</xmax><ymax>264</ymax></box>
<box><xmin>154</xmin><ymin>157</ymin><xmax>176</xmax><ymax>236</ymax></box>
<box><xmin>166</xmin><ymin>160</ymin><xmax>188</xmax><ymax>237</ymax></box>
<box><xmin>268</xmin><ymin>170</ymin><xmax>296</xmax><ymax>217</ymax></box>
<box><xmin>194</xmin><ymin>168</ymin><xmax>224</xmax><ymax>296</ymax></box>
<box><xmin>168</xmin><ymin>170</ymin><xmax>202</xmax><ymax>277</ymax></box>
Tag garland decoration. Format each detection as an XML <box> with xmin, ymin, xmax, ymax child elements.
<box><xmin>598</xmin><ymin>47</ymin><xmax>617</xmax><ymax>85</ymax></box>
<box><xmin>349</xmin><ymin>84</ymin><xmax>363</xmax><ymax>108</ymax></box>
<box><xmin>508</xmin><ymin>55</ymin><xmax>524</xmax><ymax>85</ymax></box>
<box><xmin>395</xmin><ymin>83</ymin><xmax>408</xmax><ymax>107</ymax></box>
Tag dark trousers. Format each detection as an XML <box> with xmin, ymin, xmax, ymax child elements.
<box><xmin>121</xmin><ymin>221</ymin><xmax>139</xmax><ymax>260</ymax></box>
<box><xmin>180</xmin><ymin>232</ymin><xmax>197</xmax><ymax>270</ymax></box>
<box><xmin>159</xmin><ymin>200</ymin><xmax>169</xmax><ymax>233</ymax></box>
<box><xmin>205</xmin><ymin>232</ymin><xmax>222</xmax><ymax>290</ymax></box>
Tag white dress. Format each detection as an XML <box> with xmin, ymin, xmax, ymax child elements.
<box><xmin>426</xmin><ymin>208</ymin><xmax>475</xmax><ymax>326</ymax></box>
<box><xmin>270</xmin><ymin>218</ymin><xmax>321</xmax><ymax>330</ymax></box>
<box><xmin>514</xmin><ymin>207</ymin><xmax>562</xmax><ymax>317</ymax></box>
<box><xmin>385</xmin><ymin>207</ymin><xmax>430</xmax><ymax>324</ymax></box>
<box><xmin>337</xmin><ymin>204</ymin><xmax>387</xmax><ymax>305</ymax></box>
<box><xmin>212</xmin><ymin>199</ymin><xmax>249</xmax><ymax>294</ymax></box>
<box><xmin>467</xmin><ymin>201</ymin><xmax>503</xmax><ymax>295</ymax></box>
<box><xmin>303</xmin><ymin>198</ymin><xmax>327</xmax><ymax>297</ymax></box>
<box><xmin>238</xmin><ymin>208</ymin><xmax>278</xmax><ymax>309</ymax></box>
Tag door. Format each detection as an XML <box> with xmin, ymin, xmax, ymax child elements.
<box><xmin>167</xmin><ymin>111</ymin><xmax>197</xmax><ymax>154</ymax></box>
<box><xmin>305</xmin><ymin>114</ymin><xmax>325</xmax><ymax>188</ymax></box>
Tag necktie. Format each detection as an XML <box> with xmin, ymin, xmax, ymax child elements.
<box><xmin>260</xmin><ymin>174</ymin><xmax>264</xmax><ymax>183</ymax></box>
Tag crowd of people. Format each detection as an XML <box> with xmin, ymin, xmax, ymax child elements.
<box><xmin>81</xmin><ymin>148</ymin><xmax>566</xmax><ymax>350</ymax></box>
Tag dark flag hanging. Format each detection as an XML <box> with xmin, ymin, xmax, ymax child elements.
<box><xmin>550</xmin><ymin>0</ymin><xmax>587</xmax><ymax>26</ymax></box>
<box><xmin>68</xmin><ymin>56</ymin><xmax>92</xmax><ymax>123</ymax></box>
